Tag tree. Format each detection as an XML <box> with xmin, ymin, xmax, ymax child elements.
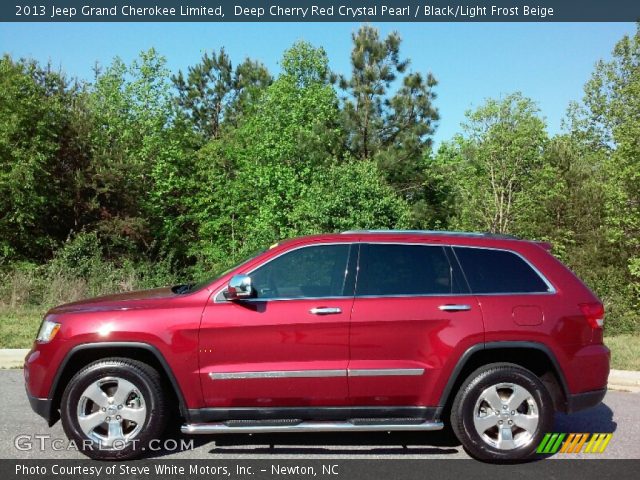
<box><xmin>189</xmin><ymin>42</ymin><xmax>411</xmax><ymax>273</ymax></box>
<box><xmin>584</xmin><ymin>25</ymin><xmax>640</xmax><ymax>268</ymax></box>
<box><xmin>339</xmin><ymin>26</ymin><xmax>439</xmax><ymax>224</ymax></box>
<box><xmin>84</xmin><ymin>49</ymin><xmax>182</xmax><ymax>258</ymax></box>
<box><xmin>573</xmin><ymin>23</ymin><xmax>640</xmax><ymax>331</ymax></box>
<box><xmin>439</xmin><ymin>93</ymin><xmax>547</xmax><ymax>234</ymax></box>
<box><xmin>0</xmin><ymin>56</ymin><xmax>86</xmax><ymax>261</ymax></box>
<box><xmin>173</xmin><ymin>49</ymin><xmax>271</xmax><ymax>139</ymax></box>
<box><xmin>189</xmin><ymin>42</ymin><xmax>341</xmax><ymax>269</ymax></box>
<box><xmin>290</xmin><ymin>160</ymin><xmax>412</xmax><ymax>233</ymax></box>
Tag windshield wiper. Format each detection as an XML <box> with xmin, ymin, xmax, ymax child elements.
<box><xmin>171</xmin><ymin>283</ymin><xmax>194</xmax><ymax>294</ymax></box>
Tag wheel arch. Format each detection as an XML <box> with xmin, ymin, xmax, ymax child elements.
<box><xmin>49</xmin><ymin>342</ymin><xmax>188</xmax><ymax>425</ymax></box>
<box><xmin>438</xmin><ymin>341</ymin><xmax>570</xmax><ymax>416</ymax></box>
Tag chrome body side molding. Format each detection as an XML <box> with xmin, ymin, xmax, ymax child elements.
<box><xmin>209</xmin><ymin>370</ymin><xmax>344</xmax><ymax>380</ymax></box>
<box><xmin>209</xmin><ymin>368</ymin><xmax>425</xmax><ymax>380</ymax></box>
<box><xmin>348</xmin><ymin>368</ymin><xmax>424</xmax><ymax>377</ymax></box>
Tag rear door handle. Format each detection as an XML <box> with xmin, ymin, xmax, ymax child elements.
<box><xmin>309</xmin><ymin>307</ymin><xmax>342</xmax><ymax>315</ymax></box>
<box><xmin>438</xmin><ymin>304</ymin><xmax>472</xmax><ymax>312</ymax></box>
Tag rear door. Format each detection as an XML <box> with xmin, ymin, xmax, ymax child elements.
<box><xmin>348</xmin><ymin>243</ymin><xmax>484</xmax><ymax>406</ymax></box>
<box><xmin>451</xmin><ymin>246</ymin><xmax>556</xmax><ymax>343</ymax></box>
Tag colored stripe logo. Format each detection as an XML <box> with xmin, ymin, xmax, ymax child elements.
<box><xmin>537</xmin><ymin>433</ymin><xmax>612</xmax><ymax>454</ymax></box>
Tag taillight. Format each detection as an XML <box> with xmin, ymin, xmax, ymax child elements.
<box><xmin>579</xmin><ymin>302</ymin><xmax>605</xmax><ymax>329</ymax></box>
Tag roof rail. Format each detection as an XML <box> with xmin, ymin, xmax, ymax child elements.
<box><xmin>340</xmin><ymin>230</ymin><xmax>521</xmax><ymax>240</ymax></box>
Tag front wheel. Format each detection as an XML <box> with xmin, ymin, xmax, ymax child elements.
<box><xmin>450</xmin><ymin>363</ymin><xmax>554</xmax><ymax>462</ymax></box>
<box><xmin>60</xmin><ymin>358</ymin><xmax>168</xmax><ymax>460</ymax></box>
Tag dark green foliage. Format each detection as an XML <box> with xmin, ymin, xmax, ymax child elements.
<box><xmin>435</xmin><ymin>93</ymin><xmax>548</xmax><ymax>234</ymax></box>
<box><xmin>0</xmin><ymin>56</ymin><xmax>87</xmax><ymax>261</ymax></box>
<box><xmin>187</xmin><ymin>42</ymin><xmax>408</xmax><ymax>274</ymax></box>
<box><xmin>432</xmin><ymin>71</ymin><xmax>639</xmax><ymax>333</ymax></box>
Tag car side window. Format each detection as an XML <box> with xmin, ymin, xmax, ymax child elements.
<box><xmin>251</xmin><ymin>244</ymin><xmax>352</xmax><ymax>299</ymax></box>
<box><xmin>356</xmin><ymin>244</ymin><xmax>462</xmax><ymax>296</ymax></box>
<box><xmin>453</xmin><ymin>247</ymin><xmax>551</xmax><ymax>294</ymax></box>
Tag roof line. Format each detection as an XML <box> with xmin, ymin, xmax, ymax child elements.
<box><xmin>340</xmin><ymin>230</ymin><xmax>521</xmax><ymax>240</ymax></box>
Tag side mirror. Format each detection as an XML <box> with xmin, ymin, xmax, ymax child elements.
<box><xmin>223</xmin><ymin>274</ymin><xmax>254</xmax><ymax>300</ymax></box>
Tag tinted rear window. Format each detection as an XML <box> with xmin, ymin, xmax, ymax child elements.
<box><xmin>357</xmin><ymin>244</ymin><xmax>463</xmax><ymax>296</ymax></box>
<box><xmin>453</xmin><ymin>247</ymin><xmax>550</xmax><ymax>294</ymax></box>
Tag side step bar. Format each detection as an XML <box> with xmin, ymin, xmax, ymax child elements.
<box><xmin>182</xmin><ymin>420</ymin><xmax>444</xmax><ymax>435</ymax></box>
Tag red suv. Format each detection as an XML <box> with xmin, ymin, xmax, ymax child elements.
<box><xmin>24</xmin><ymin>231</ymin><xmax>610</xmax><ymax>461</ymax></box>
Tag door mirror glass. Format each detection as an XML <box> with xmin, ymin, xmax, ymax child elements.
<box><xmin>224</xmin><ymin>274</ymin><xmax>254</xmax><ymax>300</ymax></box>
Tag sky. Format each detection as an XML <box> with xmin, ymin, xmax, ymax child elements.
<box><xmin>1</xmin><ymin>22</ymin><xmax>635</xmax><ymax>145</ymax></box>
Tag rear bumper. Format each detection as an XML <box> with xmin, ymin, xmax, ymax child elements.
<box><xmin>566</xmin><ymin>344</ymin><xmax>610</xmax><ymax>393</ymax></box>
<box><xmin>565</xmin><ymin>388</ymin><xmax>607</xmax><ymax>414</ymax></box>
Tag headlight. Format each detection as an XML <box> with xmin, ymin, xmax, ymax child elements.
<box><xmin>36</xmin><ymin>319</ymin><xmax>61</xmax><ymax>343</ymax></box>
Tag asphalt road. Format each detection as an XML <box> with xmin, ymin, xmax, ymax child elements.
<box><xmin>1</xmin><ymin>370</ymin><xmax>638</xmax><ymax>460</ymax></box>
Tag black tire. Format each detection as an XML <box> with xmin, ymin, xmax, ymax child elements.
<box><xmin>60</xmin><ymin>358</ymin><xmax>168</xmax><ymax>460</ymax></box>
<box><xmin>450</xmin><ymin>362</ymin><xmax>554</xmax><ymax>462</ymax></box>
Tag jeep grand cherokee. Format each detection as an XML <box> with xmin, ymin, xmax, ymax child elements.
<box><xmin>24</xmin><ymin>230</ymin><xmax>610</xmax><ymax>461</ymax></box>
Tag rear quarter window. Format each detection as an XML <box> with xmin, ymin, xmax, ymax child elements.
<box><xmin>453</xmin><ymin>247</ymin><xmax>551</xmax><ymax>294</ymax></box>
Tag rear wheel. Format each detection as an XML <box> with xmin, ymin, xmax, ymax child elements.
<box><xmin>60</xmin><ymin>358</ymin><xmax>168</xmax><ymax>460</ymax></box>
<box><xmin>450</xmin><ymin>363</ymin><xmax>554</xmax><ymax>462</ymax></box>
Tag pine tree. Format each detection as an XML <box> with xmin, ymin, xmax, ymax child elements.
<box><xmin>339</xmin><ymin>26</ymin><xmax>439</xmax><ymax>225</ymax></box>
<box><xmin>173</xmin><ymin>48</ymin><xmax>271</xmax><ymax>139</ymax></box>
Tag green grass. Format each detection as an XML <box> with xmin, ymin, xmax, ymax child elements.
<box><xmin>1</xmin><ymin>307</ymin><xmax>639</xmax><ymax>372</ymax></box>
<box><xmin>605</xmin><ymin>335</ymin><xmax>640</xmax><ymax>371</ymax></box>
<box><xmin>0</xmin><ymin>307</ymin><xmax>47</xmax><ymax>349</ymax></box>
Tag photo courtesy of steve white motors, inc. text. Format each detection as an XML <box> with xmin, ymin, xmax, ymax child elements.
<box><xmin>15</xmin><ymin>463</ymin><xmax>339</xmax><ymax>477</ymax></box>
<box><xmin>15</xmin><ymin>4</ymin><xmax>557</xmax><ymax>20</ymax></box>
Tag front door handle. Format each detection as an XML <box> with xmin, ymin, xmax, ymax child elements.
<box><xmin>309</xmin><ymin>307</ymin><xmax>342</xmax><ymax>315</ymax></box>
<box><xmin>438</xmin><ymin>304</ymin><xmax>472</xmax><ymax>312</ymax></box>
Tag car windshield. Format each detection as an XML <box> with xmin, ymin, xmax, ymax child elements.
<box><xmin>171</xmin><ymin>249</ymin><xmax>267</xmax><ymax>294</ymax></box>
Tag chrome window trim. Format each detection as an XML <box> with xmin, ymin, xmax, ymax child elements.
<box><xmin>219</xmin><ymin>295</ymin><xmax>354</xmax><ymax>303</ymax></box>
<box><xmin>213</xmin><ymin>242</ymin><xmax>356</xmax><ymax>303</ymax></box>
<box><xmin>451</xmin><ymin>245</ymin><xmax>557</xmax><ymax>295</ymax></box>
<box><xmin>356</xmin><ymin>242</ymin><xmax>555</xmax><ymax>296</ymax></box>
<box><xmin>351</xmin><ymin>293</ymin><xmax>472</xmax><ymax>299</ymax></box>
<box><xmin>209</xmin><ymin>368</ymin><xmax>425</xmax><ymax>380</ymax></box>
<box><xmin>354</xmin><ymin>291</ymin><xmax>554</xmax><ymax>299</ymax></box>
<box><xmin>212</xmin><ymin>241</ymin><xmax>557</xmax><ymax>303</ymax></box>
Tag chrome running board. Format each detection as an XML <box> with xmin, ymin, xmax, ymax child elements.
<box><xmin>181</xmin><ymin>420</ymin><xmax>444</xmax><ymax>435</ymax></box>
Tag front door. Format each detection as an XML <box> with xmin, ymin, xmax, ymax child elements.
<box><xmin>199</xmin><ymin>243</ymin><xmax>356</xmax><ymax>408</ymax></box>
<box><xmin>348</xmin><ymin>243</ymin><xmax>484</xmax><ymax>407</ymax></box>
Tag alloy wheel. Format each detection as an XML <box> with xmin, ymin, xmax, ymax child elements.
<box><xmin>76</xmin><ymin>376</ymin><xmax>147</xmax><ymax>448</ymax></box>
<box><xmin>472</xmin><ymin>382</ymin><xmax>539</xmax><ymax>450</ymax></box>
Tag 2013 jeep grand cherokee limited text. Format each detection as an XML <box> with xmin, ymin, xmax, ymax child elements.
<box><xmin>24</xmin><ymin>230</ymin><xmax>610</xmax><ymax>461</ymax></box>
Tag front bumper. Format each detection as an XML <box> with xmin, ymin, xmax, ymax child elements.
<box><xmin>25</xmin><ymin>387</ymin><xmax>58</xmax><ymax>426</ymax></box>
<box><xmin>24</xmin><ymin>342</ymin><xmax>65</xmax><ymax>426</ymax></box>
<box><xmin>565</xmin><ymin>388</ymin><xmax>607</xmax><ymax>413</ymax></box>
